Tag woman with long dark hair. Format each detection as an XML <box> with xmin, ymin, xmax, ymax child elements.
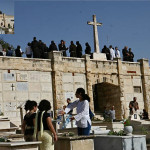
<box><xmin>22</xmin><ymin>100</ymin><xmax>37</xmax><ymax>141</ymax></box>
<box><xmin>61</xmin><ymin>88</ymin><xmax>91</xmax><ymax>135</ymax></box>
<box><xmin>33</xmin><ymin>99</ymin><xmax>57</xmax><ymax>150</ymax></box>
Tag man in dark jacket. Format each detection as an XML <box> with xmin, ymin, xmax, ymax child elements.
<box><xmin>58</xmin><ymin>40</ymin><xmax>68</xmax><ymax>57</ymax></box>
<box><xmin>76</xmin><ymin>41</ymin><xmax>82</xmax><ymax>58</ymax></box>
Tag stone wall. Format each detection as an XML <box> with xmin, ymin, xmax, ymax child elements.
<box><xmin>0</xmin><ymin>53</ymin><xmax>149</xmax><ymax>126</ymax></box>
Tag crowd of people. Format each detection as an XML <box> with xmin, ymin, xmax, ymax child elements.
<box><xmin>22</xmin><ymin>88</ymin><xmax>93</xmax><ymax>150</ymax></box>
<box><xmin>0</xmin><ymin>37</ymin><xmax>135</xmax><ymax>62</ymax></box>
<box><xmin>18</xmin><ymin>37</ymin><xmax>92</xmax><ymax>59</ymax></box>
<box><xmin>102</xmin><ymin>45</ymin><xmax>134</xmax><ymax>62</ymax></box>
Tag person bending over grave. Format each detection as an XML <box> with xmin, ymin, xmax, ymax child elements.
<box><xmin>129</xmin><ymin>97</ymin><xmax>139</xmax><ymax>115</ymax></box>
<box><xmin>22</xmin><ymin>100</ymin><xmax>37</xmax><ymax>141</ymax></box>
<box><xmin>142</xmin><ymin>109</ymin><xmax>149</xmax><ymax>119</ymax></box>
<box><xmin>61</xmin><ymin>88</ymin><xmax>91</xmax><ymax>136</ymax></box>
<box><xmin>33</xmin><ymin>100</ymin><xmax>57</xmax><ymax>150</ymax></box>
<box><xmin>108</xmin><ymin>106</ymin><xmax>116</xmax><ymax>122</ymax></box>
<box><xmin>58</xmin><ymin>40</ymin><xmax>68</xmax><ymax>56</ymax></box>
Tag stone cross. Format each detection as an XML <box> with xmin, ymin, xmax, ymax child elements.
<box><xmin>11</xmin><ymin>84</ymin><xmax>15</xmax><ymax>91</ymax></box>
<box><xmin>87</xmin><ymin>15</ymin><xmax>102</xmax><ymax>53</ymax></box>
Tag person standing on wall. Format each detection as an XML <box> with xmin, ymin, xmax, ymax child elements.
<box><xmin>61</xmin><ymin>88</ymin><xmax>91</xmax><ymax>136</ymax></box>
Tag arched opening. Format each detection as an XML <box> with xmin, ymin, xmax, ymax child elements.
<box><xmin>93</xmin><ymin>82</ymin><xmax>121</xmax><ymax>119</ymax></box>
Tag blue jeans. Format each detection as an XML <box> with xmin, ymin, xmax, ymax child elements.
<box><xmin>77</xmin><ymin>122</ymin><xmax>91</xmax><ymax>136</ymax></box>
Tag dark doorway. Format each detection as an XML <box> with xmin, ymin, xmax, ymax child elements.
<box><xmin>93</xmin><ymin>82</ymin><xmax>121</xmax><ymax>119</ymax></box>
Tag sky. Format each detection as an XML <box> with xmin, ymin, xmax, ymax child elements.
<box><xmin>0</xmin><ymin>1</ymin><xmax>150</xmax><ymax>61</ymax></box>
<box><xmin>0</xmin><ymin>0</ymin><xmax>14</xmax><ymax>15</ymax></box>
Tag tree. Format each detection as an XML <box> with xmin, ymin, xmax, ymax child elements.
<box><xmin>0</xmin><ymin>11</ymin><xmax>2</xmax><ymax>14</ymax></box>
<box><xmin>0</xmin><ymin>38</ymin><xmax>15</xmax><ymax>51</ymax></box>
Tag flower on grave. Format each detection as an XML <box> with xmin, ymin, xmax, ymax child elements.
<box><xmin>121</xmin><ymin>118</ymin><xmax>131</xmax><ymax>126</ymax></box>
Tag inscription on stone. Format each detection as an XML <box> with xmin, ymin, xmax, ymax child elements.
<box><xmin>3</xmin><ymin>73</ymin><xmax>15</xmax><ymax>81</ymax></box>
<box><xmin>16</xmin><ymin>73</ymin><xmax>28</xmax><ymax>82</ymax></box>
<box><xmin>16</xmin><ymin>82</ymin><xmax>28</xmax><ymax>91</ymax></box>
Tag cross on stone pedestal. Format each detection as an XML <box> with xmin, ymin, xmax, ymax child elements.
<box><xmin>11</xmin><ymin>84</ymin><xmax>15</xmax><ymax>91</ymax></box>
<box><xmin>87</xmin><ymin>15</ymin><xmax>102</xmax><ymax>53</ymax></box>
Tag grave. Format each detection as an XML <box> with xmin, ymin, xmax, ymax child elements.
<box><xmin>0</xmin><ymin>141</ymin><xmax>41</xmax><ymax>150</ymax></box>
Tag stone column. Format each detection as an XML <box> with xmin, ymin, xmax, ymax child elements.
<box><xmin>137</xmin><ymin>59</ymin><xmax>150</xmax><ymax>117</ymax></box>
<box><xmin>48</xmin><ymin>51</ymin><xmax>63</xmax><ymax>118</ymax></box>
<box><xmin>82</xmin><ymin>54</ymin><xmax>94</xmax><ymax>111</ymax></box>
<box><xmin>114</xmin><ymin>58</ymin><xmax>127</xmax><ymax>119</ymax></box>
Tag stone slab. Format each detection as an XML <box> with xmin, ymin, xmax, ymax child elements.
<box><xmin>92</xmin><ymin>53</ymin><xmax>107</xmax><ymax>61</ymax></box>
<box><xmin>16</xmin><ymin>73</ymin><xmax>28</xmax><ymax>82</ymax></box>
<box><xmin>0</xmin><ymin>141</ymin><xmax>41</xmax><ymax>150</ymax></box>
<box><xmin>94</xmin><ymin>135</ymin><xmax>147</xmax><ymax>150</ymax></box>
<box><xmin>16</xmin><ymin>82</ymin><xmax>28</xmax><ymax>91</ymax></box>
<box><xmin>3</xmin><ymin>73</ymin><xmax>15</xmax><ymax>82</ymax></box>
<box><xmin>0</xmin><ymin>119</ymin><xmax>10</xmax><ymax>129</ymax></box>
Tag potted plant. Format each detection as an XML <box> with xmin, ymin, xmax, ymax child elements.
<box><xmin>122</xmin><ymin>118</ymin><xmax>133</xmax><ymax>136</ymax></box>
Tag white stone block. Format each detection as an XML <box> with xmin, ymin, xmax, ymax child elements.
<box><xmin>29</xmin><ymin>93</ymin><xmax>40</xmax><ymax>101</ymax></box>
<box><xmin>29</xmin><ymin>83</ymin><xmax>41</xmax><ymax>92</ymax></box>
<box><xmin>125</xmin><ymin>94</ymin><xmax>133</xmax><ymax>102</ymax></box>
<box><xmin>16</xmin><ymin>92</ymin><xmax>28</xmax><ymax>101</ymax></box>
<box><xmin>16</xmin><ymin>73</ymin><xmax>28</xmax><ymax>81</ymax></box>
<box><xmin>41</xmin><ymin>83</ymin><xmax>52</xmax><ymax>92</ymax></box>
<box><xmin>3</xmin><ymin>73</ymin><xmax>16</xmax><ymax>82</ymax></box>
<box><xmin>92</xmin><ymin>52</ymin><xmax>107</xmax><ymax>61</ymax></box>
<box><xmin>133</xmin><ymin>79</ymin><xmax>141</xmax><ymax>86</ymax></box>
<box><xmin>124</xmin><ymin>86</ymin><xmax>133</xmax><ymax>93</ymax></box>
<box><xmin>74</xmin><ymin>75</ymin><xmax>86</xmax><ymax>83</ymax></box>
<box><xmin>41</xmin><ymin>92</ymin><xmax>53</xmax><ymax>101</ymax></box>
<box><xmin>63</xmin><ymin>84</ymin><xmax>74</xmax><ymax>91</ymax></box>
<box><xmin>3</xmin><ymin>92</ymin><xmax>15</xmax><ymax>101</ymax></box>
<box><xmin>63</xmin><ymin>73</ymin><xmax>73</xmax><ymax>83</ymax></box>
<box><xmin>40</xmin><ymin>73</ymin><xmax>52</xmax><ymax>82</ymax></box>
<box><xmin>0</xmin><ymin>73</ymin><xmax>1</xmax><ymax>81</ymax></box>
<box><xmin>3</xmin><ymin>83</ymin><xmax>15</xmax><ymax>91</ymax></box>
<box><xmin>16</xmin><ymin>82</ymin><xmax>28</xmax><ymax>91</ymax></box>
<box><xmin>29</xmin><ymin>72</ymin><xmax>40</xmax><ymax>82</ymax></box>
<box><xmin>124</xmin><ymin>79</ymin><xmax>132</xmax><ymax>85</ymax></box>
<box><xmin>74</xmin><ymin>84</ymin><xmax>85</xmax><ymax>90</ymax></box>
<box><xmin>4</xmin><ymin>102</ymin><xmax>17</xmax><ymax>111</ymax></box>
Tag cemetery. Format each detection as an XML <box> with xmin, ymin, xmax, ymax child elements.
<box><xmin>0</xmin><ymin>15</ymin><xmax>150</xmax><ymax>149</ymax></box>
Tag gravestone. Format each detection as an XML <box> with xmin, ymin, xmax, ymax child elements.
<box><xmin>131</xmin><ymin>113</ymin><xmax>140</xmax><ymax>121</ymax></box>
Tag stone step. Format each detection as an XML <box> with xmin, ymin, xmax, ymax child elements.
<box><xmin>0</xmin><ymin>119</ymin><xmax>10</xmax><ymax>129</ymax></box>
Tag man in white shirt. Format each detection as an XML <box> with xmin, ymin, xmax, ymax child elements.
<box><xmin>115</xmin><ymin>46</ymin><xmax>121</xmax><ymax>58</ymax></box>
<box><xmin>109</xmin><ymin>45</ymin><xmax>115</xmax><ymax>60</ymax></box>
<box><xmin>108</xmin><ymin>106</ymin><xmax>116</xmax><ymax>122</ymax></box>
<box><xmin>25</xmin><ymin>43</ymin><xmax>32</xmax><ymax>58</ymax></box>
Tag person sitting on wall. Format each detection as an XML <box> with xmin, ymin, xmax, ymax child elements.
<box><xmin>142</xmin><ymin>109</ymin><xmax>149</xmax><ymax>119</ymax></box>
<box><xmin>129</xmin><ymin>97</ymin><xmax>139</xmax><ymax>115</ymax></box>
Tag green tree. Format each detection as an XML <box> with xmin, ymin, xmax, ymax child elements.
<box><xmin>0</xmin><ymin>11</ymin><xmax>2</xmax><ymax>14</ymax></box>
<box><xmin>0</xmin><ymin>38</ymin><xmax>15</xmax><ymax>51</ymax></box>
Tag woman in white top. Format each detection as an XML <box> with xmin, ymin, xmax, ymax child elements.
<box><xmin>61</xmin><ymin>88</ymin><xmax>91</xmax><ymax>135</ymax></box>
